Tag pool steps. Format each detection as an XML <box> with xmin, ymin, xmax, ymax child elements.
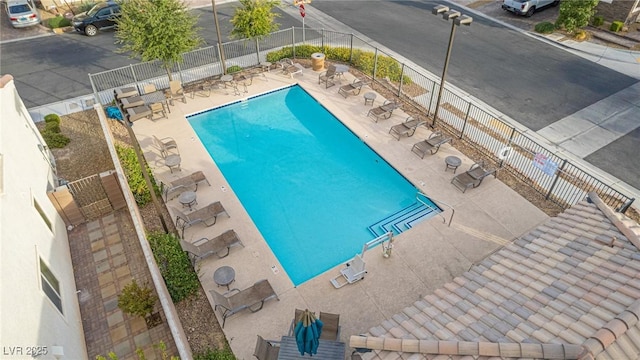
<box><xmin>368</xmin><ymin>202</ymin><xmax>439</xmax><ymax>237</ymax></box>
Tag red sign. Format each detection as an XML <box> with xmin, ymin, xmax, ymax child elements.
<box><xmin>299</xmin><ymin>4</ymin><xmax>305</xmax><ymax>18</ymax></box>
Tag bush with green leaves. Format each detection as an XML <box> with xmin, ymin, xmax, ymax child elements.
<box><xmin>534</xmin><ymin>21</ymin><xmax>556</xmax><ymax>34</ymax></box>
<box><xmin>49</xmin><ymin>15</ymin><xmax>71</xmax><ymax>28</ymax></box>
<box><xmin>226</xmin><ymin>65</ymin><xmax>243</xmax><ymax>74</ymax></box>
<box><xmin>118</xmin><ymin>280</ymin><xmax>156</xmax><ymax>318</ymax></box>
<box><xmin>592</xmin><ymin>15</ymin><xmax>604</xmax><ymax>27</ymax></box>
<box><xmin>78</xmin><ymin>0</ymin><xmax>97</xmax><ymax>12</ymax></box>
<box><xmin>265</xmin><ymin>45</ymin><xmax>411</xmax><ymax>85</ymax></box>
<box><xmin>610</xmin><ymin>21</ymin><xmax>624</xmax><ymax>32</ymax></box>
<box><xmin>194</xmin><ymin>347</ymin><xmax>236</xmax><ymax>360</ymax></box>
<box><xmin>147</xmin><ymin>232</ymin><xmax>199</xmax><ymax>303</ymax></box>
<box><xmin>115</xmin><ymin>145</ymin><xmax>159</xmax><ymax>206</ymax></box>
<box><xmin>39</xmin><ymin>114</ymin><xmax>70</xmax><ymax>149</ymax></box>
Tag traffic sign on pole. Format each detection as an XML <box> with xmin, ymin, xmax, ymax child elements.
<box><xmin>299</xmin><ymin>4</ymin><xmax>305</xmax><ymax>17</ymax></box>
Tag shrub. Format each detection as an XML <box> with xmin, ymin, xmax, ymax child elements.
<box><xmin>194</xmin><ymin>347</ymin><xmax>236</xmax><ymax>360</ymax></box>
<box><xmin>534</xmin><ymin>21</ymin><xmax>556</xmax><ymax>34</ymax></box>
<box><xmin>115</xmin><ymin>145</ymin><xmax>159</xmax><ymax>206</ymax></box>
<box><xmin>118</xmin><ymin>280</ymin><xmax>156</xmax><ymax>318</ymax></box>
<box><xmin>42</xmin><ymin>131</ymin><xmax>71</xmax><ymax>148</ymax></box>
<box><xmin>147</xmin><ymin>232</ymin><xmax>199</xmax><ymax>303</ymax></box>
<box><xmin>49</xmin><ymin>15</ymin><xmax>71</xmax><ymax>28</ymax></box>
<box><xmin>44</xmin><ymin>113</ymin><xmax>61</xmax><ymax>125</ymax></box>
<box><xmin>592</xmin><ymin>15</ymin><xmax>604</xmax><ymax>26</ymax></box>
<box><xmin>265</xmin><ymin>45</ymin><xmax>411</xmax><ymax>85</ymax></box>
<box><xmin>226</xmin><ymin>65</ymin><xmax>243</xmax><ymax>74</ymax></box>
<box><xmin>610</xmin><ymin>21</ymin><xmax>623</xmax><ymax>32</ymax></box>
<box><xmin>77</xmin><ymin>0</ymin><xmax>97</xmax><ymax>12</ymax></box>
<box><xmin>574</xmin><ymin>29</ymin><xmax>588</xmax><ymax>40</ymax></box>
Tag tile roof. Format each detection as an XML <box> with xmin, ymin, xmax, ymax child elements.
<box><xmin>351</xmin><ymin>193</ymin><xmax>640</xmax><ymax>359</ymax></box>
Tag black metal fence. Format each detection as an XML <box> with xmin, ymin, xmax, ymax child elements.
<box><xmin>88</xmin><ymin>27</ymin><xmax>634</xmax><ymax>213</ymax></box>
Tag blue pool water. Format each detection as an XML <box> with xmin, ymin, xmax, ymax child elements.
<box><xmin>189</xmin><ymin>85</ymin><xmax>431</xmax><ymax>285</ymax></box>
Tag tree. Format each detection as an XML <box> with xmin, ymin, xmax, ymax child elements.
<box><xmin>555</xmin><ymin>0</ymin><xmax>599</xmax><ymax>34</ymax></box>
<box><xmin>115</xmin><ymin>0</ymin><xmax>203</xmax><ymax>79</ymax></box>
<box><xmin>230</xmin><ymin>0</ymin><xmax>281</xmax><ymax>40</ymax></box>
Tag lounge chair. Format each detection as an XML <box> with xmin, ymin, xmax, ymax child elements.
<box><xmin>126</xmin><ymin>105</ymin><xmax>152</xmax><ymax>122</ymax></box>
<box><xmin>338</xmin><ymin>79</ymin><xmax>366</xmax><ymax>98</ymax></box>
<box><xmin>179</xmin><ymin>229</ymin><xmax>244</xmax><ymax>265</ymax></box>
<box><xmin>210</xmin><ymin>279</ymin><xmax>279</xmax><ymax>327</ymax></box>
<box><xmin>120</xmin><ymin>95</ymin><xmax>144</xmax><ymax>109</ymax></box>
<box><xmin>318</xmin><ymin>65</ymin><xmax>337</xmax><ymax>88</ymax></box>
<box><xmin>389</xmin><ymin>116</ymin><xmax>424</xmax><ymax>140</ymax></box>
<box><xmin>319</xmin><ymin>312</ymin><xmax>341</xmax><ymax>341</ymax></box>
<box><xmin>115</xmin><ymin>86</ymin><xmax>139</xmax><ymax>99</ymax></box>
<box><xmin>367</xmin><ymin>100</ymin><xmax>400</xmax><ymax>122</ymax></box>
<box><xmin>278</xmin><ymin>58</ymin><xmax>304</xmax><ymax>78</ymax></box>
<box><xmin>330</xmin><ymin>254</ymin><xmax>367</xmax><ymax>288</ymax></box>
<box><xmin>167</xmin><ymin>80</ymin><xmax>187</xmax><ymax>104</ymax></box>
<box><xmin>162</xmin><ymin>171</ymin><xmax>210</xmax><ymax>200</ymax></box>
<box><xmin>153</xmin><ymin>135</ymin><xmax>179</xmax><ymax>158</ymax></box>
<box><xmin>451</xmin><ymin>160</ymin><xmax>497</xmax><ymax>193</ymax></box>
<box><xmin>253</xmin><ymin>335</ymin><xmax>280</xmax><ymax>360</ymax></box>
<box><xmin>171</xmin><ymin>201</ymin><xmax>229</xmax><ymax>237</ymax></box>
<box><xmin>411</xmin><ymin>131</ymin><xmax>452</xmax><ymax>158</ymax></box>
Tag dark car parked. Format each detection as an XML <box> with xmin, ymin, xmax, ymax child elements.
<box><xmin>72</xmin><ymin>1</ymin><xmax>120</xmax><ymax>36</ymax></box>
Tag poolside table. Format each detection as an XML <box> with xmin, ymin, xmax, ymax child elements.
<box><xmin>277</xmin><ymin>336</ymin><xmax>345</xmax><ymax>359</ymax></box>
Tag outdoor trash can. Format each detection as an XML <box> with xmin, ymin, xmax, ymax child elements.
<box><xmin>311</xmin><ymin>53</ymin><xmax>325</xmax><ymax>71</ymax></box>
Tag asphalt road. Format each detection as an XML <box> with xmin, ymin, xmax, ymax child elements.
<box><xmin>311</xmin><ymin>0</ymin><xmax>637</xmax><ymax>132</ymax></box>
<box><xmin>0</xmin><ymin>4</ymin><xmax>302</xmax><ymax>108</ymax></box>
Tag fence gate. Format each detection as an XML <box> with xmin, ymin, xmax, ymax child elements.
<box><xmin>48</xmin><ymin>170</ymin><xmax>126</xmax><ymax>226</ymax></box>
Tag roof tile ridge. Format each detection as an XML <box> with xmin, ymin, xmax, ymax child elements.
<box><xmin>349</xmin><ymin>336</ymin><xmax>583</xmax><ymax>358</ymax></box>
<box><xmin>579</xmin><ymin>299</ymin><xmax>640</xmax><ymax>359</ymax></box>
<box><xmin>587</xmin><ymin>192</ymin><xmax>640</xmax><ymax>250</ymax></box>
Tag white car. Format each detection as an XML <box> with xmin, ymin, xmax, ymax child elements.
<box><xmin>502</xmin><ymin>0</ymin><xmax>559</xmax><ymax>17</ymax></box>
<box><xmin>5</xmin><ymin>0</ymin><xmax>40</xmax><ymax>28</ymax></box>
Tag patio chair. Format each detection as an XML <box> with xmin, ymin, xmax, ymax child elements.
<box><xmin>171</xmin><ymin>201</ymin><xmax>229</xmax><ymax>237</ymax></box>
<box><xmin>318</xmin><ymin>65</ymin><xmax>337</xmax><ymax>88</ymax></box>
<box><xmin>210</xmin><ymin>279</ymin><xmax>279</xmax><ymax>327</ymax></box>
<box><xmin>149</xmin><ymin>102</ymin><xmax>167</xmax><ymax>120</ymax></box>
<box><xmin>451</xmin><ymin>160</ymin><xmax>497</xmax><ymax>193</ymax></box>
<box><xmin>330</xmin><ymin>254</ymin><xmax>367</xmax><ymax>288</ymax></box>
<box><xmin>278</xmin><ymin>58</ymin><xmax>304</xmax><ymax>78</ymax></box>
<box><xmin>389</xmin><ymin>116</ymin><xmax>425</xmax><ymax>140</ymax></box>
<box><xmin>126</xmin><ymin>105</ymin><xmax>152</xmax><ymax>122</ymax></box>
<box><xmin>338</xmin><ymin>79</ymin><xmax>366</xmax><ymax>98</ymax></box>
<box><xmin>411</xmin><ymin>131</ymin><xmax>452</xmax><ymax>158</ymax></box>
<box><xmin>253</xmin><ymin>335</ymin><xmax>280</xmax><ymax>360</ymax></box>
<box><xmin>319</xmin><ymin>312</ymin><xmax>341</xmax><ymax>341</ymax></box>
<box><xmin>180</xmin><ymin>229</ymin><xmax>244</xmax><ymax>265</ymax></box>
<box><xmin>153</xmin><ymin>135</ymin><xmax>179</xmax><ymax>158</ymax></box>
<box><xmin>167</xmin><ymin>80</ymin><xmax>187</xmax><ymax>104</ymax></box>
<box><xmin>367</xmin><ymin>100</ymin><xmax>400</xmax><ymax>122</ymax></box>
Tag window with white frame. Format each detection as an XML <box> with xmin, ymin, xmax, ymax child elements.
<box><xmin>40</xmin><ymin>258</ymin><xmax>63</xmax><ymax>314</ymax></box>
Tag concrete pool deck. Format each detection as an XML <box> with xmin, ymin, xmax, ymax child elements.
<box><xmin>131</xmin><ymin>67</ymin><xmax>549</xmax><ymax>358</ymax></box>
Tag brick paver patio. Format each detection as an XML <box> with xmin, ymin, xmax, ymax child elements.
<box><xmin>68</xmin><ymin>210</ymin><xmax>178</xmax><ymax>359</ymax></box>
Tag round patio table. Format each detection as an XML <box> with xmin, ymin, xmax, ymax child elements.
<box><xmin>214</xmin><ymin>266</ymin><xmax>236</xmax><ymax>291</ymax></box>
<box><xmin>445</xmin><ymin>156</ymin><xmax>462</xmax><ymax>173</ymax></box>
<box><xmin>178</xmin><ymin>191</ymin><xmax>197</xmax><ymax>210</ymax></box>
<box><xmin>164</xmin><ymin>154</ymin><xmax>181</xmax><ymax>173</ymax></box>
<box><xmin>364</xmin><ymin>92</ymin><xmax>376</xmax><ymax>106</ymax></box>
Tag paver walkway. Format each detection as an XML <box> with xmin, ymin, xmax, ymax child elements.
<box><xmin>68</xmin><ymin>210</ymin><xmax>178</xmax><ymax>359</ymax></box>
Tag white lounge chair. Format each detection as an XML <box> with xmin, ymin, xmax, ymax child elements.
<box><xmin>330</xmin><ymin>254</ymin><xmax>367</xmax><ymax>288</ymax></box>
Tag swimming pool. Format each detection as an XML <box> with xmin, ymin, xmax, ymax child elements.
<box><xmin>188</xmin><ymin>85</ymin><xmax>438</xmax><ymax>285</ymax></box>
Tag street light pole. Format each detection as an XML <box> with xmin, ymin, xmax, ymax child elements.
<box><xmin>211</xmin><ymin>0</ymin><xmax>227</xmax><ymax>74</ymax></box>
<box><xmin>431</xmin><ymin>5</ymin><xmax>472</xmax><ymax>127</ymax></box>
